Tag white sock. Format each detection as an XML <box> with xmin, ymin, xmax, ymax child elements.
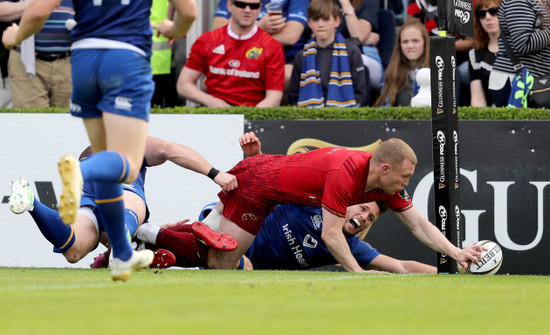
<box><xmin>136</xmin><ymin>223</ymin><xmax>160</xmax><ymax>244</ymax></box>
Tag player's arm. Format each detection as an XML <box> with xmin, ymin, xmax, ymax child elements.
<box><xmin>239</xmin><ymin>132</ymin><xmax>262</xmax><ymax>157</ymax></box>
<box><xmin>144</xmin><ymin>136</ymin><xmax>238</xmax><ymax>192</ymax></box>
<box><xmin>2</xmin><ymin>0</ymin><xmax>59</xmax><ymax>49</ymax></box>
<box><xmin>164</xmin><ymin>0</ymin><xmax>197</xmax><ymax>39</ymax></box>
<box><xmin>176</xmin><ymin>67</ymin><xmax>231</xmax><ymax>107</ymax></box>
<box><xmin>321</xmin><ymin>208</ymin><xmax>366</xmax><ymax>273</ymax></box>
<box><xmin>255</xmin><ymin>89</ymin><xmax>283</xmax><ymax>108</ymax></box>
<box><xmin>0</xmin><ymin>1</ymin><xmax>28</xmax><ymax>22</ymax></box>
<box><xmin>395</xmin><ymin>206</ymin><xmax>482</xmax><ymax>268</ymax></box>
<box><xmin>367</xmin><ymin>254</ymin><xmax>436</xmax><ymax>274</ymax></box>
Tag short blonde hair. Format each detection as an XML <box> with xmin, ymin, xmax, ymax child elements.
<box><xmin>371</xmin><ymin>138</ymin><xmax>417</xmax><ymax>166</ymax></box>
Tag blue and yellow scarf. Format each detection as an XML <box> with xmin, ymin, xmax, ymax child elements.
<box><xmin>297</xmin><ymin>32</ymin><xmax>357</xmax><ymax>108</ymax></box>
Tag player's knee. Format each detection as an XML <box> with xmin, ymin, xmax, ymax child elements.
<box><xmin>63</xmin><ymin>250</ymin><xmax>84</xmax><ymax>263</ymax></box>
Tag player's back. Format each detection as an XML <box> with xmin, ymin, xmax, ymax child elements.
<box><xmin>71</xmin><ymin>0</ymin><xmax>153</xmax><ymax>55</ymax></box>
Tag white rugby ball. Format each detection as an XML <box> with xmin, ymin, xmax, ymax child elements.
<box><xmin>458</xmin><ymin>240</ymin><xmax>503</xmax><ymax>275</ymax></box>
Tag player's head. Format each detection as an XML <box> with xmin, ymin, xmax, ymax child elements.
<box><xmin>372</xmin><ymin>138</ymin><xmax>417</xmax><ymax>194</ymax></box>
<box><xmin>343</xmin><ymin>201</ymin><xmax>389</xmax><ymax>238</ymax></box>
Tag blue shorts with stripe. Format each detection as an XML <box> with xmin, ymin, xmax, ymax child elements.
<box><xmin>70</xmin><ymin>49</ymin><xmax>154</xmax><ymax>121</ymax></box>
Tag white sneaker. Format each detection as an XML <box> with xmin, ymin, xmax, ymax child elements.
<box><xmin>57</xmin><ymin>155</ymin><xmax>83</xmax><ymax>225</ymax></box>
<box><xmin>8</xmin><ymin>178</ymin><xmax>34</xmax><ymax>214</ymax></box>
<box><xmin>110</xmin><ymin>249</ymin><xmax>154</xmax><ymax>281</ymax></box>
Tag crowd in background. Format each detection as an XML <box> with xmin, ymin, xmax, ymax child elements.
<box><xmin>2</xmin><ymin>0</ymin><xmax>550</xmax><ymax>109</ymax></box>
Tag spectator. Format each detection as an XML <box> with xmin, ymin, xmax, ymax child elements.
<box><xmin>374</xmin><ymin>21</ymin><xmax>429</xmax><ymax>107</ymax></box>
<box><xmin>212</xmin><ymin>0</ymin><xmax>308</xmax><ymax>92</ymax></box>
<box><xmin>288</xmin><ymin>0</ymin><xmax>367</xmax><ymax>107</ymax></box>
<box><xmin>1</xmin><ymin>0</ymin><xmax>73</xmax><ymax>108</ymax></box>
<box><xmin>469</xmin><ymin>0</ymin><xmax>501</xmax><ymax>107</ymax></box>
<box><xmin>337</xmin><ymin>0</ymin><xmax>384</xmax><ymax>89</ymax></box>
<box><xmin>490</xmin><ymin>0</ymin><xmax>550</xmax><ymax>107</ymax></box>
<box><xmin>177</xmin><ymin>0</ymin><xmax>285</xmax><ymax>107</ymax></box>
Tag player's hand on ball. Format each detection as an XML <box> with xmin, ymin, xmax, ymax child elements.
<box><xmin>457</xmin><ymin>243</ymin><xmax>483</xmax><ymax>269</ymax></box>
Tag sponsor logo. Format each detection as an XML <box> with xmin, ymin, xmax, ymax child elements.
<box><xmin>246</xmin><ymin>47</ymin><xmax>263</xmax><ymax>59</ymax></box>
<box><xmin>437</xmin><ymin>108</ymin><xmax>444</xmax><ymax>115</ymax></box>
<box><xmin>303</xmin><ymin>234</ymin><xmax>318</xmax><ymax>248</ymax></box>
<box><xmin>453</xmin><ymin>130</ymin><xmax>459</xmax><ymax>188</ymax></box>
<box><xmin>454</xmin><ymin>0</ymin><xmax>472</xmax><ymax>24</ymax></box>
<box><xmin>439</xmin><ymin>205</ymin><xmax>447</xmax><ymax>232</ymax></box>
<box><xmin>399</xmin><ymin>188</ymin><xmax>411</xmax><ymax>202</ymax></box>
<box><xmin>70</xmin><ymin>102</ymin><xmax>81</xmax><ymax>113</ymax></box>
<box><xmin>241</xmin><ymin>212</ymin><xmax>258</xmax><ymax>223</ymax></box>
<box><xmin>436</xmin><ymin>56</ymin><xmax>445</xmax><ymax>108</ymax></box>
<box><xmin>455</xmin><ymin>205</ymin><xmax>461</xmax><ymax>246</ymax></box>
<box><xmin>208</xmin><ymin>66</ymin><xmax>260</xmax><ymax>79</ymax></box>
<box><xmin>438</xmin><ymin>182</ymin><xmax>446</xmax><ymax>189</ymax></box>
<box><xmin>213</xmin><ymin>44</ymin><xmax>225</xmax><ymax>54</ymax></box>
<box><xmin>472</xmin><ymin>244</ymin><xmax>501</xmax><ymax>270</ymax></box>
<box><xmin>437</xmin><ymin>131</ymin><xmax>446</xmax><ymax>183</ymax></box>
<box><xmin>228</xmin><ymin>59</ymin><xmax>240</xmax><ymax>68</ymax></box>
<box><xmin>114</xmin><ymin>96</ymin><xmax>132</xmax><ymax>111</ymax></box>
<box><xmin>281</xmin><ymin>223</ymin><xmax>309</xmax><ymax>267</ymax></box>
<box><xmin>311</xmin><ymin>214</ymin><xmax>322</xmax><ymax>230</ymax></box>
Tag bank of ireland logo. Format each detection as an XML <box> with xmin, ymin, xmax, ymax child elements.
<box><xmin>229</xmin><ymin>59</ymin><xmax>240</xmax><ymax>68</ymax></box>
<box><xmin>246</xmin><ymin>47</ymin><xmax>263</xmax><ymax>59</ymax></box>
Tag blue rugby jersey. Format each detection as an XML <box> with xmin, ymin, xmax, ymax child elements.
<box><xmin>71</xmin><ymin>0</ymin><xmax>153</xmax><ymax>57</ymax></box>
<box><xmin>245</xmin><ymin>204</ymin><xmax>380</xmax><ymax>270</ymax></box>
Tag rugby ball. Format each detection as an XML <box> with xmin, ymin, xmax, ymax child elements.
<box><xmin>458</xmin><ymin>240</ymin><xmax>503</xmax><ymax>275</ymax></box>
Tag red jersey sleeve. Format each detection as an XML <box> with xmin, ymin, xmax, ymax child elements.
<box><xmin>387</xmin><ymin>188</ymin><xmax>413</xmax><ymax>212</ymax></box>
<box><xmin>184</xmin><ymin>33</ymin><xmax>208</xmax><ymax>73</ymax></box>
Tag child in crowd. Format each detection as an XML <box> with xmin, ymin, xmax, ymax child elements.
<box><xmin>374</xmin><ymin>21</ymin><xmax>429</xmax><ymax>107</ymax></box>
<box><xmin>288</xmin><ymin>0</ymin><xmax>367</xmax><ymax>107</ymax></box>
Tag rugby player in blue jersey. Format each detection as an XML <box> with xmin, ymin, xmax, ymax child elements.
<box><xmin>8</xmin><ymin>137</ymin><xmax>238</xmax><ymax>270</ymax></box>
<box><xmin>3</xmin><ymin>0</ymin><xmax>197</xmax><ymax>280</ymax></box>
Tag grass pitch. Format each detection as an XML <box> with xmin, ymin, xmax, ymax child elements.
<box><xmin>0</xmin><ymin>267</ymin><xmax>548</xmax><ymax>335</ymax></box>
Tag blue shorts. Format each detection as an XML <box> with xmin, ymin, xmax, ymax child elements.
<box><xmin>70</xmin><ymin>49</ymin><xmax>154</xmax><ymax>121</ymax></box>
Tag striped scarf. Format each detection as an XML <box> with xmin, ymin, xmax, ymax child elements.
<box><xmin>297</xmin><ymin>32</ymin><xmax>357</xmax><ymax>108</ymax></box>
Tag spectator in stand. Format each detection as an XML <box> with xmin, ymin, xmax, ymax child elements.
<box><xmin>212</xmin><ymin>0</ymin><xmax>308</xmax><ymax>92</ymax></box>
<box><xmin>337</xmin><ymin>0</ymin><xmax>384</xmax><ymax>90</ymax></box>
<box><xmin>374</xmin><ymin>21</ymin><xmax>429</xmax><ymax>107</ymax></box>
<box><xmin>288</xmin><ymin>0</ymin><xmax>367</xmax><ymax>107</ymax></box>
<box><xmin>406</xmin><ymin>0</ymin><xmax>474</xmax><ymax>106</ymax></box>
<box><xmin>490</xmin><ymin>0</ymin><xmax>550</xmax><ymax>107</ymax></box>
<box><xmin>177</xmin><ymin>0</ymin><xmax>285</xmax><ymax>107</ymax></box>
<box><xmin>1</xmin><ymin>0</ymin><xmax>73</xmax><ymax>108</ymax></box>
<box><xmin>469</xmin><ymin>0</ymin><xmax>501</xmax><ymax>107</ymax></box>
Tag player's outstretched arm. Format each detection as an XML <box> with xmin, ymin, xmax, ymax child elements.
<box><xmin>321</xmin><ymin>208</ymin><xmax>366</xmax><ymax>273</ymax></box>
<box><xmin>144</xmin><ymin>136</ymin><xmax>238</xmax><ymax>192</ymax></box>
<box><xmin>368</xmin><ymin>254</ymin><xmax>436</xmax><ymax>274</ymax></box>
<box><xmin>396</xmin><ymin>206</ymin><xmax>482</xmax><ymax>268</ymax></box>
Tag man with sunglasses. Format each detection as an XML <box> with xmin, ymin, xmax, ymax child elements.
<box><xmin>177</xmin><ymin>0</ymin><xmax>285</xmax><ymax>107</ymax></box>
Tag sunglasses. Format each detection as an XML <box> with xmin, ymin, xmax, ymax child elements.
<box><xmin>232</xmin><ymin>0</ymin><xmax>261</xmax><ymax>10</ymax></box>
<box><xmin>476</xmin><ymin>7</ymin><xmax>499</xmax><ymax>19</ymax></box>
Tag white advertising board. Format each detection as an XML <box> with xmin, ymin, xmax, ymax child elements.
<box><xmin>0</xmin><ymin>113</ymin><xmax>244</xmax><ymax>268</ymax></box>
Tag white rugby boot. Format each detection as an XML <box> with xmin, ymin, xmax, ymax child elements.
<box><xmin>110</xmin><ymin>249</ymin><xmax>154</xmax><ymax>281</ymax></box>
<box><xmin>8</xmin><ymin>178</ymin><xmax>34</xmax><ymax>214</ymax></box>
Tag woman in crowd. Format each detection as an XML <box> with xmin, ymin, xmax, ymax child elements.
<box><xmin>469</xmin><ymin>0</ymin><xmax>502</xmax><ymax>107</ymax></box>
<box><xmin>374</xmin><ymin>21</ymin><xmax>429</xmax><ymax>107</ymax></box>
<box><xmin>490</xmin><ymin>0</ymin><xmax>550</xmax><ymax>106</ymax></box>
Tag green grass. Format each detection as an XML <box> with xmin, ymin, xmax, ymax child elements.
<box><xmin>0</xmin><ymin>268</ymin><xmax>548</xmax><ymax>335</ymax></box>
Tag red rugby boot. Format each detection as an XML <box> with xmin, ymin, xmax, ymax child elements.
<box><xmin>191</xmin><ymin>221</ymin><xmax>238</xmax><ymax>251</ymax></box>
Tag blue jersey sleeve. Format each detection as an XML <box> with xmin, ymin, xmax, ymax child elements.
<box><xmin>349</xmin><ymin>238</ymin><xmax>380</xmax><ymax>266</ymax></box>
